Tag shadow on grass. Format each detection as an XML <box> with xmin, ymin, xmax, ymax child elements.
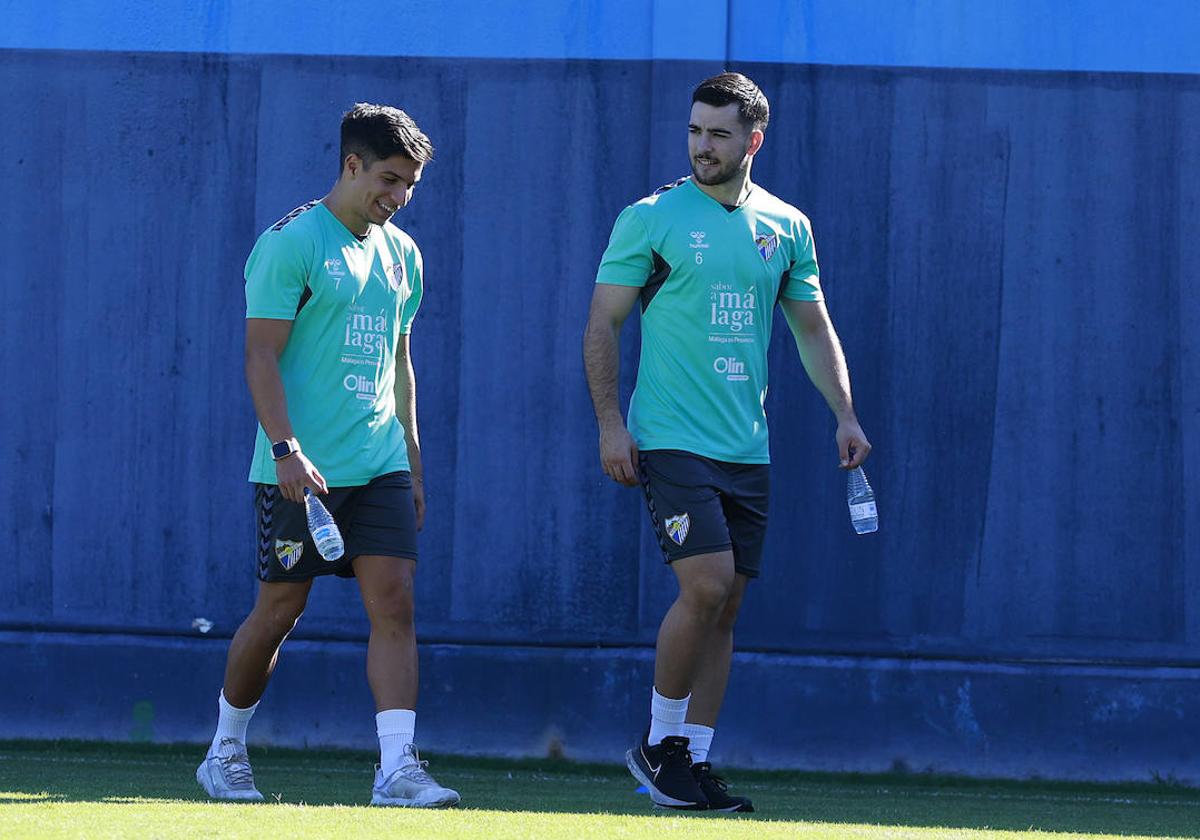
<box><xmin>1</xmin><ymin>740</ymin><xmax>1198</xmax><ymax>836</ymax></box>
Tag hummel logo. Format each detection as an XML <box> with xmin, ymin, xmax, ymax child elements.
<box><xmin>688</xmin><ymin>231</ymin><xmax>709</xmax><ymax>249</ymax></box>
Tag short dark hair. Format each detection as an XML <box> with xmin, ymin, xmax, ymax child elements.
<box><xmin>692</xmin><ymin>72</ymin><xmax>769</xmax><ymax>131</ymax></box>
<box><xmin>339</xmin><ymin>103</ymin><xmax>434</xmax><ymax>174</ymax></box>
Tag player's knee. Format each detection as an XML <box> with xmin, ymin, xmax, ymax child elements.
<box><xmin>681</xmin><ymin>574</ymin><xmax>735</xmax><ymax>615</ymax></box>
<box><xmin>364</xmin><ymin>578</ymin><xmax>415</xmax><ymax>627</ymax></box>
<box><xmin>251</xmin><ymin>591</ymin><xmax>308</xmax><ymax>636</ymax></box>
<box><xmin>264</xmin><ymin>603</ymin><xmax>305</xmax><ymax>636</ymax></box>
<box><xmin>245</xmin><ymin>607</ymin><xmax>302</xmax><ymax>642</ymax></box>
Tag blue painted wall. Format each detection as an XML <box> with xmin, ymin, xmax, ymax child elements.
<box><xmin>5</xmin><ymin>0</ymin><xmax>1200</xmax><ymax>72</ymax></box>
<box><xmin>1</xmin><ymin>2</ymin><xmax>1198</xmax><ymax>782</ymax></box>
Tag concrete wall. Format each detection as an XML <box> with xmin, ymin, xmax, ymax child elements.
<box><xmin>1</xmin><ymin>2</ymin><xmax>1198</xmax><ymax>782</ymax></box>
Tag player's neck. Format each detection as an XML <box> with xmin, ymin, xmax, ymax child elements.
<box><xmin>693</xmin><ymin>169</ymin><xmax>753</xmax><ymax>208</ymax></box>
<box><xmin>321</xmin><ymin>188</ymin><xmax>370</xmax><ymax>238</ymax></box>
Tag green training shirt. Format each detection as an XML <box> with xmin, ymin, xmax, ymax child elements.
<box><xmin>595</xmin><ymin>177</ymin><xmax>822</xmax><ymax>463</ymax></box>
<box><xmin>245</xmin><ymin>201</ymin><xmax>423</xmax><ymax>486</ymax></box>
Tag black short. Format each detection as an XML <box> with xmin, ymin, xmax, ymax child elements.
<box><xmin>639</xmin><ymin>449</ymin><xmax>770</xmax><ymax>578</ymax></box>
<box><xmin>255</xmin><ymin>471</ymin><xmax>417</xmax><ymax>582</ymax></box>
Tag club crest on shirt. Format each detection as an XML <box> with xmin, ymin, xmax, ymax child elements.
<box><xmin>755</xmin><ymin>232</ymin><xmax>779</xmax><ymax>262</ymax></box>
<box><xmin>388</xmin><ymin>261</ymin><xmax>407</xmax><ymax>292</ymax></box>
<box><xmin>275</xmin><ymin>539</ymin><xmax>304</xmax><ymax>571</ymax></box>
<box><xmin>664</xmin><ymin>513</ymin><xmax>691</xmax><ymax>546</ymax></box>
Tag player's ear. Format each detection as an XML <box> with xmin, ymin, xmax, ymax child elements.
<box><xmin>344</xmin><ymin>153</ymin><xmax>362</xmax><ymax>179</ymax></box>
<box><xmin>746</xmin><ymin>129</ymin><xmax>765</xmax><ymax>158</ymax></box>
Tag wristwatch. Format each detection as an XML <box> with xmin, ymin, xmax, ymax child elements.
<box><xmin>271</xmin><ymin>438</ymin><xmax>300</xmax><ymax>461</ymax></box>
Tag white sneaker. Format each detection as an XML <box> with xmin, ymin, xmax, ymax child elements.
<box><xmin>196</xmin><ymin>737</ymin><xmax>265</xmax><ymax>801</ymax></box>
<box><xmin>371</xmin><ymin>745</ymin><xmax>460</xmax><ymax>808</ymax></box>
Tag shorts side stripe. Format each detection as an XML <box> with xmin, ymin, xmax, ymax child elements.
<box><xmin>256</xmin><ymin>484</ymin><xmax>276</xmax><ymax>580</ymax></box>
<box><xmin>638</xmin><ymin>457</ymin><xmax>672</xmax><ymax>558</ymax></box>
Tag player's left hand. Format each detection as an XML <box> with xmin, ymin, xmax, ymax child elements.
<box><xmin>412</xmin><ymin>475</ymin><xmax>425</xmax><ymax>531</ymax></box>
<box><xmin>837</xmin><ymin>420</ymin><xmax>872</xmax><ymax>469</ymax></box>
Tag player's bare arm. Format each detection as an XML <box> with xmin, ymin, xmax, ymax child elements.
<box><xmin>780</xmin><ymin>298</ymin><xmax>871</xmax><ymax>469</ymax></box>
<box><xmin>245</xmin><ymin>317</ymin><xmax>328</xmax><ymax>501</ymax></box>
<box><xmin>393</xmin><ymin>331</ymin><xmax>424</xmax><ymax>530</ymax></box>
<box><xmin>582</xmin><ymin>283</ymin><xmax>642</xmax><ymax>486</ymax></box>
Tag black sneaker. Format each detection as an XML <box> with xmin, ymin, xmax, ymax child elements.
<box><xmin>692</xmin><ymin>761</ymin><xmax>754</xmax><ymax>812</ymax></box>
<box><xmin>625</xmin><ymin>732</ymin><xmax>708</xmax><ymax>810</ymax></box>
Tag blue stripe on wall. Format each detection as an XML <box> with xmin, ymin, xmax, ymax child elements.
<box><xmin>740</xmin><ymin>0</ymin><xmax>1200</xmax><ymax>74</ymax></box>
<box><xmin>0</xmin><ymin>0</ymin><xmax>721</xmax><ymax>62</ymax></box>
<box><xmin>4</xmin><ymin>0</ymin><xmax>1200</xmax><ymax>73</ymax></box>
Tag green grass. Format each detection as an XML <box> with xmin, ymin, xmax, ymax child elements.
<box><xmin>1</xmin><ymin>741</ymin><xmax>1198</xmax><ymax>839</ymax></box>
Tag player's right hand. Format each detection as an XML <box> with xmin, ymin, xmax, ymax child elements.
<box><xmin>599</xmin><ymin>423</ymin><xmax>640</xmax><ymax>487</ymax></box>
<box><xmin>275</xmin><ymin>451</ymin><xmax>328</xmax><ymax>503</ymax></box>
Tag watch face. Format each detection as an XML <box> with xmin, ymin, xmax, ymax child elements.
<box><xmin>272</xmin><ymin>441</ymin><xmax>294</xmax><ymax>459</ymax></box>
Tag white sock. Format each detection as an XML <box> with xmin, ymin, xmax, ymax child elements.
<box><xmin>682</xmin><ymin>723</ymin><xmax>714</xmax><ymax>763</ymax></box>
<box><xmin>210</xmin><ymin>690</ymin><xmax>257</xmax><ymax>755</ymax></box>
<box><xmin>647</xmin><ymin>688</ymin><xmax>690</xmax><ymax>746</ymax></box>
<box><xmin>377</xmin><ymin>709</ymin><xmax>417</xmax><ymax>775</ymax></box>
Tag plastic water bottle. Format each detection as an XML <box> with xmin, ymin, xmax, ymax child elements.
<box><xmin>847</xmin><ymin>466</ymin><xmax>878</xmax><ymax>534</ymax></box>
<box><xmin>304</xmin><ymin>488</ymin><xmax>345</xmax><ymax>561</ymax></box>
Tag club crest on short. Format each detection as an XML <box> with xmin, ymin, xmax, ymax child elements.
<box><xmin>664</xmin><ymin>513</ymin><xmax>690</xmax><ymax>546</ymax></box>
<box><xmin>275</xmin><ymin>539</ymin><xmax>304</xmax><ymax>571</ymax></box>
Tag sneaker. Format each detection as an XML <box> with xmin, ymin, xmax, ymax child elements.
<box><xmin>196</xmin><ymin>737</ymin><xmax>264</xmax><ymax>801</ymax></box>
<box><xmin>692</xmin><ymin>761</ymin><xmax>753</xmax><ymax>812</ymax></box>
<box><xmin>371</xmin><ymin>745</ymin><xmax>460</xmax><ymax>808</ymax></box>
<box><xmin>625</xmin><ymin>731</ymin><xmax>707</xmax><ymax>810</ymax></box>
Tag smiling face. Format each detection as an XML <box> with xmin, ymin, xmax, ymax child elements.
<box><xmin>342</xmin><ymin>152</ymin><xmax>424</xmax><ymax>233</ymax></box>
<box><xmin>688</xmin><ymin>101</ymin><xmax>760</xmax><ymax>187</ymax></box>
